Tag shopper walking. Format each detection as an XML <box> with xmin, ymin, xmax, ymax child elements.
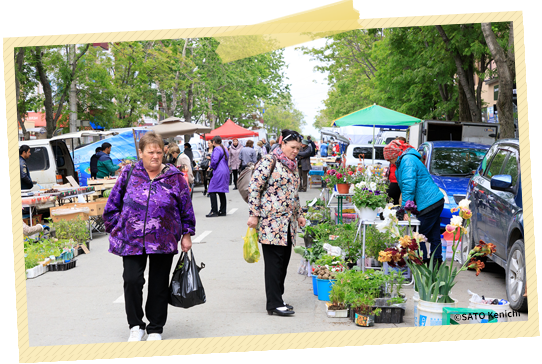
<box><xmin>297</xmin><ymin>139</ymin><xmax>312</xmax><ymax>192</ymax></box>
<box><xmin>228</xmin><ymin>138</ymin><xmax>243</xmax><ymax>190</ymax></box>
<box><xmin>103</xmin><ymin>131</ymin><xmax>195</xmax><ymax>342</ymax></box>
<box><xmin>384</xmin><ymin>140</ymin><xmax>444</xmax><ymax>265</ymax></box>
<box><xmin>239</xmin><ymin>140</ymin><xmax>257</xmax><ymax>171</ymax></box>
<box><xmin>247</xmin><ymin>129</ymin><xmax>306</xmax><ymax>316</ymax></box>
<box><xmin>206</xmin><ymin>136</ymin><xmax>229</xmax><ymax>217</ymax></box>
<box><xmin>201</xmin><ymin>140</ymin><xmax>213</xmax><ymax>196</ymax></box>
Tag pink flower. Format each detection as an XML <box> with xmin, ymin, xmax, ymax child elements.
<box><xmin>445</xmin><ymin>224</ymin><xmax>456</xmax><ymax>233</ymax></box>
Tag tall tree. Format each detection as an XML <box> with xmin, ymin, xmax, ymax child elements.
<box><xmin>481</xmin><ymin>22</ymin><xmax>516</xmax><ymax>138</ymax></box>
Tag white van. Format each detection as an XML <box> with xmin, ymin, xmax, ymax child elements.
<box><xmin>18</xmin><ymin>138</ymin><xmax>78</xmax><ymax>190</ymax></box>
<box><xmin>344</xmin><ymin>144</ymin><xmax>389</xmax><ymax>168</ymax></box>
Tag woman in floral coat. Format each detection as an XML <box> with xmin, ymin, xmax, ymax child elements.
<box><xmin>103</xmin><ymin>131</ymin><xmax>196</xmax><ymax>342</ymax></box>
<box><xmin>247</xmin><ymin>129</ymin><xmax>306</xmax><ymax>316</ymax></box>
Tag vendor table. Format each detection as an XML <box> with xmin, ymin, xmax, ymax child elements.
<box><xmin>326</xmin><ymin>191</ymin><xmax>354</xmax><ymax>224</ymax></box>
<box><xmin>355</xmin><ymin>216</ymin><xmax>421</xmax><ymax>273</ymax></box>
<box><xmin>56</xmin><ymin>191</ymin><xmax>97</xmax><ymax>206</ymax></box>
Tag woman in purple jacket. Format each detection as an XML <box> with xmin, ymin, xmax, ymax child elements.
<box><xmin>103</xmin><ymin>131</ymin><xmax>196</xmax><ymax>342</ymax></box>
<box><xmin>206</xmin><ymin>136</ymin><xmax>230</xmax><ymax>217</ymax></box>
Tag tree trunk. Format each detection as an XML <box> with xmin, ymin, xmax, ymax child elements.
<box><xmin>457</xmin><ymin>78</ymin><xmax>471</xmax><ymax>121</ymax></box>
<box><xmin>481</xmin><ymin>22</ymin><xmax>515</xmax><ymax>138</ymax></box>
<box><xmin>33</xmin><ymin>47</ymin><xmax>56</xmax><ymax>138</ymax></box>
<box><xmin>436</xmin><ymin>25</ymin><xmax>482</xmax><ymax>122</ymax></box>
<box><xmin>15</xmin><ymin>48</ymin><xmax>28</xmax><ymax>140</ymax></box>
<box><xmin>69</xmin><ymin>44</ymin><xmax>78</xmax><ymax>134</ymax></box>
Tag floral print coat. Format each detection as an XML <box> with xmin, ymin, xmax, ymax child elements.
<box><xmin>248</xmin><ymin>155</ymin><xmax>302</xmax><ymax>246</ymax></box>
<box><xmin>103</xmin><ymin>160</ymin><xmax>196</xmax><ymax>256</ymax></box>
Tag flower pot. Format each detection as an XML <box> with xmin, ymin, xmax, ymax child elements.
<box><xmin>325</xmin><ymin>302</ymin><xmax>349</xmax><ymax>318</ymax></box>
<box><xmin>468</xmin><ymin>297</ymin><xmax>511</xmax><ymax>323</ymax></box>
<box><xmin>417</xmin><ymin>298</ymin><xmax>458</xmax><ymax>327</ymax></box>
<box><xmin>355</xmin><ymin>313</ymin><xmax>375</xmax><ymax>327</ymax></box>
<box><xmin>311</xmin><ymin>274</ymin><xmax>318</xmax><ymax>296</ymax></box>
<box><xmin>355</xmin><ymin>206</ymin><xmax>379</xmax><ymax>221</ymax></box>
<box><xmin>316</xmin><ymin>278</ymin><xmax>336</xmax><ymax>301</ymax></box>
<box><xmin>336</xmin><ymin>183</ymin><xmax>350</xmax><ymax>194</ymax></box>
<box><xmin>413</xmin><ymin>290</ymin><xmax>420</xmax><ymax>327</ymax></box>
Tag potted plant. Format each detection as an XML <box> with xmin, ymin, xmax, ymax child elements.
<box><xmin>50</xmin><ymin>216</ymin><xmax>90</xmax><ymax>255</ymax></box>
<box><xmin>351</xmin><ymin>297</ymin><xmax>381</xmax><ymax>327</ymax></box>
<box><xmin>351</xmin><ymin>181</ymin><xmax>388</xmax><ymax>221</ymax></box>
<box><xmin>377</xmin><ymin>200</ymin><xmax>497</xmax><ymax>326</ymax></box>
<box><xmin>324</xmin><ymin>167</ymin><xmax>350</xmax><ymax>194</ymax></box>
<box><xmin>326</xmin><ymin>282</ymin><xmax>348</xmax><ymax>317</ymax></box>
<box><xmin>294</xmin><ymin>241</ymin><xmax>326</xmax><ymax>295</ymax></box>
<box><xmin>314</xmin><ymin>255</ymin><xmax>345</xmax><ymax>301</ymax></box>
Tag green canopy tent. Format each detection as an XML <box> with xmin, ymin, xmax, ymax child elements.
<box><xmin>331</xmin><ymin>104</ymin><xmax>422</xmax><ymax>164</ymax></box>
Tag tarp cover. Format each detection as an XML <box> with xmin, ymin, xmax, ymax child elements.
<box><xmin>73</xmin><ymin>129</ymin><xmax>149</xmax><ymax>186</ymax></box>
<box><xmin>332</xmin><ymin>104</ymin><xmax>422</xmax><ymax>129</ymax></box>
<box><xmin>204</xmin><ymin>119</ymin><xmax>259</xmax><ymax>140</ymax></box>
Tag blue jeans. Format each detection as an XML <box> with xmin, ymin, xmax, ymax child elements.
<box><xmin>417</xmin><ymin>204</ymin><xmax>444</xmax><ymax>261</ymax></box>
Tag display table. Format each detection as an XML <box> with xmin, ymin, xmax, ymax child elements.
<box><xmin>326</xmin><ymin>191</ymin><xmax>354</xmax><ymax>224</ymax></box>
<box><xmin>354</xmin><ymin>216</ymin><xmax>421</xmax><ymax>272</ymax></box>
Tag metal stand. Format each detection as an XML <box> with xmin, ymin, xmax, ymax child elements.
<box><xmin>326</xmin><ymin>191</ymin><xmax>354</xmax><ymax>225</ymax></box>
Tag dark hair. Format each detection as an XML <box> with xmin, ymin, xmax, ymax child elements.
<box><xmin>307</xmin><ymin>136</ymin><xmax>312</xmax><ymax>140</ymax></box>
<box><xmin>19</xmin><ymin>145</ymin><xmax>30</xmax><ymax>155</ymax></box>
<box><xmin>164</xmin><ymin>140</ymin><xmax>170</xmax><ymax>146</ymax></box>
<box><xmin>139</xmin><ymin>131</ymin><xmax>164</xmax><ymax>152</ymax></box>
<box><xmin>211</xmin><ymin>136</ymin><xmax>222</xmax><ymax>145</ymax></box>
<box><xmin>280</xmin><ymin>129</ymin><xmax>302</xmax><ymax>144</ymax></box>
<box><xmin>396</xmin><ymin>136</ymin><xmax>407</xmax><ymax>142</ymax></box>
<box><xmin>246</xmin><ymin>140</ymin><xmax>254</xmax><ymax>148</ymax></box>
<box><xmin>102</xmin><ymin>142</ymin><xmax>112</xmax><ymax>149</ymax></box>
<box><xmin>95</xmin><ymin>147</ymin><xmax>103</xmax><ymax>153</ymax></box>
<box><xmin>184</xmin><ymin>142</ymin><xmax>191</xmax><ymax>148</ymax></box>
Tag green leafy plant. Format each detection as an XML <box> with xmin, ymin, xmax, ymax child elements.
<box><xmin>51</xmin><ymin>216</ymin><xmax>89</xmax><ymax>246</ymax></box>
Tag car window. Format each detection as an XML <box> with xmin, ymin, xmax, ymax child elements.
<box><xmin>418</xmin><ymin>145</ymin><xmax>429</xmax><ymax>166</ymax></box>
<box><xmin>51</xmin><ymin>144</ymin><xmax>66</xmax><ymax>167</ymax></box>
<box><xmin>353</xmin><ymin>147</ymin><xmax>373</xmax><ymax>160</ymax></box>
<box><xmin>502</xmin><ymin>151</ymin><xmax>519</xmax><ymax>186</ymax></box>
<box><xmin>374</xmin><ymin>147</ymin><xmax>385</xmax><ymax>160</ymax></box>
<box><xmin>485</xmin><ymin>149</ymin><xmax>509</xmax><ymax>179</ymax></box>
<box><xmin>26</xmin><ymin>147</ymin><xmax>50</xmax><ymax>171</ymax></box>
<box><xmin>430</xmin><ymin>148</ymin><xmax>488</xmax><ymax>176</ymax></box>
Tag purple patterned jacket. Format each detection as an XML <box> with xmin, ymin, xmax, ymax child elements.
<box><xmin>103</xmin><ymin>160</ymin><xmax>196</xmax><ymax>256</ymax></box>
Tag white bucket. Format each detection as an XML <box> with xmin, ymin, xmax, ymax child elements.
<box><xmin>413</xmin><ymin>291</ymin><xmax>419</xmax><ymax>327</ymax></box>
<box><xmin>468</xmin><ymin>298</ymin><xmax>511</xmax><ymax>323</ymax></box>
<box><xmin>418</xmin><ymin>298</ymin><xmax>459</xmax><ymax>327</ymax></box>
<box><xmin>356</xmin><ymin>206</ymin><xmax>378</xmax><ymax>221</ymax></box>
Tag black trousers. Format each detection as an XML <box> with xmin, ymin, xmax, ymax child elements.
<box><xmin>418</xmin><ymin>203</ymin><xmax>445</xmax><ymax>261</ymax></box>
<box><xmin>122</xmin><ymin>253</ymin><xmax>174</xmax><ymax>334</ymax></box>
<box><xmin>261</xmin><ymin>225</ymin><xmax>293</xmax><ymax>310</ymax></box>
<box><xmin>232</xmin><ymin>169</ymin><xmax>239</xmax><ymax>188</ymax></box>
<box><xmin>203</xmin><ymin>172</ymin><xmax>210</xmax><ymax>194</ymax></box>
<box><xmin>209</xmin><ymin>192</ymin><xmax>226</xmax><ymax>215</ymax></box>
<box><xmin>387</xmin><ymin>182</ymin><xmax>401</xmax><ymax>205</ymax></box>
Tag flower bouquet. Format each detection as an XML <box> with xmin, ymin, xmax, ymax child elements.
<box><xmin>377</xmin><ymin>200</ymin><xmax>496</xmax><ymax>303</ymax></box>
<box><xmin>324</xmin><ymin>167</ymin><xmax>350</xmax><ymax>190</ymax></box>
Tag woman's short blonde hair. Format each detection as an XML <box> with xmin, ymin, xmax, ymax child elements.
<box><xmin>257</xmin><ymin>141</ymin><xmax>263</xmax><ymax>147</ymax></box>
<box><xmin>139</xmin><ymin>131</ymin><xmax>164</xmax><ymax>152</ymax></box>
<box><xmin>168</xmin><ymin>144</ymin><xmax>180</xmax><ymax>154</ymax></box>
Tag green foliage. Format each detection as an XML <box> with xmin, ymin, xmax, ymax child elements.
<box><xmin>51</xmin><ymin>216</ymin><xmax>89</xmax><ymax>245</ymax></box>
<box><xmin>364</xmin><ymin>225</ymin><xmax>394</xmax><ymax>260</ymax></box>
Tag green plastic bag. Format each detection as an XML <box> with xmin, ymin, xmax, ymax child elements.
<box><xmin>243</xmin><ymin>227</ymin><xmax>260</xmax><ymax>263</ymax></box>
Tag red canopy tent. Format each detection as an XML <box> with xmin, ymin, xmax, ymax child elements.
<box><xmin>204</xmin><ymin>119</ymin><xmax>259</xmax><ymax>140</ymax></box>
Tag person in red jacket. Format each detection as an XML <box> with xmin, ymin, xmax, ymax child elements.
<box><xmin>386</xmin><ymin>137</ymin><xmax>412</xmax><ymax>205</ymax></box>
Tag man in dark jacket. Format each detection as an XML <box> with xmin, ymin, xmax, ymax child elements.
<box><xmin>90</xmin><ymin>147</ymin><xmax>103</xmax><ymax>180</ymax></box>
<box><xmin>297</xmin><ymin>140</ymin><xmax>312</xmax><ymax>192</ymax></box>
<box><xmin>307</xmin><ymin>136</ymin><xmax>317</xmax><ymax>157</ymax></box>
<box><xmin>96</xmin><ymin>142</ymin><xmax>120</xmax><ymax>179</ymax></box>
<box><xmin>19</xmin><ymin>145</ymin><xmax>34</xmax><ymax>190</ymax></box>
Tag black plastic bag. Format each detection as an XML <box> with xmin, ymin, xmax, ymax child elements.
<box><xmin>169</xmin><ymin>250</ymin><xmax>206</xmax><ymax>308</ymax></box>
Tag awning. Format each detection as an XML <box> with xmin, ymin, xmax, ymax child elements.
<box><xmin>204</xmin><ymin>119</ymin><xmax>259</xmax><ymax>140</ymax></box>
<box><xmin>150</xmin><ymin>117</ymin><xmax>212</xmax><ymax>138</ymax></box>
<box><xmin>332</xmin><ymin>104</ymin><xmax>422</xmax><ymax>129</ymax></box>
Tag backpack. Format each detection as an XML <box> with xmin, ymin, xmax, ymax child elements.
<box><xmin>238</xmin><ymin>155</ymin><xmax>277</xmax><ymax>203</ymax></box>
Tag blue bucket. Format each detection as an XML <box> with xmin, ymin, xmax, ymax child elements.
<box><xmin>311</xmin><ymin>275</ymin><xmax>318</xmax><ymax>296</ymax></box>
<box><xmin>316</xmin><ymin>279</ymin><xmax>336</xmax><ymax>301</ymax></box>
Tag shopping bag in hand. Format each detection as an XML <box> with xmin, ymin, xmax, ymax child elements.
<box><xmin>243</xmin><ymin>227</ymin><xmax>261</xmax><ymax>263</ymax></box>
<box><xmin>169</xmin><ymin>250</ymin><xmax>206</xmax><ymax>308</ymax></box>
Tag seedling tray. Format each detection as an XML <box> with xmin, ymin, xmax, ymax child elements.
<box><xmin>48</xmin><ymin>260</ymin><xmax>77</xmax><ymax>272</ymax></box>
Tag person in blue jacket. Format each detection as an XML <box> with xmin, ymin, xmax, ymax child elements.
<box><xmin>319</xmin><ymin>141</ymin><xmax>328</xmax><ymax>157</ymax></box>
<box><xmin>384</xmin><ymin>140</ymin><xmax>445</xmax><ymax>264</ymax></box>
<box><xmin>96</xmin><ymin>142</ymin><xmax>121</xmax><ymax>179</ymax></box>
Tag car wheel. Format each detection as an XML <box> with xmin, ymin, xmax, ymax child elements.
<box><xmin>506</xmin><ymin>239</ymin><xmax>528</xmax><ymax>312</ymax></box>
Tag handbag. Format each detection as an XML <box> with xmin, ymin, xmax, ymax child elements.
<box><xmin>169</xmin><ymin>250</ymin><xmax>206</xmax><ymax>308</ymax></box>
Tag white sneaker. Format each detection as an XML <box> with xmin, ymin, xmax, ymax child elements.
<box><xmin>147</xmin><ymin>333</ymin><xmax>162</xmax><ymax>341</ymax></box>
<box><xmin>128</xmin><ymin>326</ymin><xmax>145</xmax><ymax>342</ymax></box>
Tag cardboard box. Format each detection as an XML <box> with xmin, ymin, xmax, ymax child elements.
<box><xmin>49</xmin><ymin>204</ymin><xmax>89</xmax><ymax>223</ymax></box>
<box><xmin>85</xmin><ymin>201</ymin><xmax>107</xmax><ymax>216</ymax></box>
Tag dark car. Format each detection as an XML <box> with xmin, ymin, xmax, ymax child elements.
<box><xmin>462</xmin><ymin>138</ymin><xmax>526</xmax><ymax>311</ymax></box>
<box><xmin>417</xmin><ymin>141</ymin><xmax>490</xmax><ymax>228</ymax></box>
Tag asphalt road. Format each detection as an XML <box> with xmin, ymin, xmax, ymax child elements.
<box><xmin>24</xmin><ymin>184</ymin><xmax>527</xmax><ymax>346</ymax></box>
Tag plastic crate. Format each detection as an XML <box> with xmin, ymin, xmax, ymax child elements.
<box><xmin>373</xmin><ymin>307</ymin><xmax>405</xmax><ymax>323</ymax></box>
<box><xmin>48</xmin><ymin>260</ymin><xmax>77</xmax><ymax>272</ymax></box>
<box><xmin>76</xmin><ymin>241</ymin><xmax>90</xmax><ymax>255</ymax></box>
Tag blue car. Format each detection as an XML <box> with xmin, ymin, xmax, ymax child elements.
<box><xmin>463</xmin><ymin>138</ymin><xmax>526</xmax><ymax>312</ymax></box>
<box><xmin>417</xmin><ymin>141</ymin><xmax>490</xmax><ymax>228</ymax></box>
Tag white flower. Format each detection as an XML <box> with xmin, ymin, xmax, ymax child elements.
<box><xmin>376</xmin><ymin>217</ymin><xmax>392</xmax><ymax>233</ymax></box>
<box><xmin>450</xmin><ymin>215</ymin><xmax>463</xmax><ymax>227</ymax></box>
<box><xmin>356</xmin><ymin>181</ymin><xmax>367</xmax><ymax>188</ymax></box>
<box><xmin>458</xmin><ymin>199</ymin><xmax>471</xmax><ymax>209</ymax></box>
<box><xmin>370</xmin><ymin>182</ymin><xmax>377</xmax><ymax>191</ymax></box>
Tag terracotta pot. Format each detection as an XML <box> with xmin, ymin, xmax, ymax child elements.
<box><xmin>336</xmin><ymin>183</ymin><xmax>350</xmax><ymax>194</ymax></box>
